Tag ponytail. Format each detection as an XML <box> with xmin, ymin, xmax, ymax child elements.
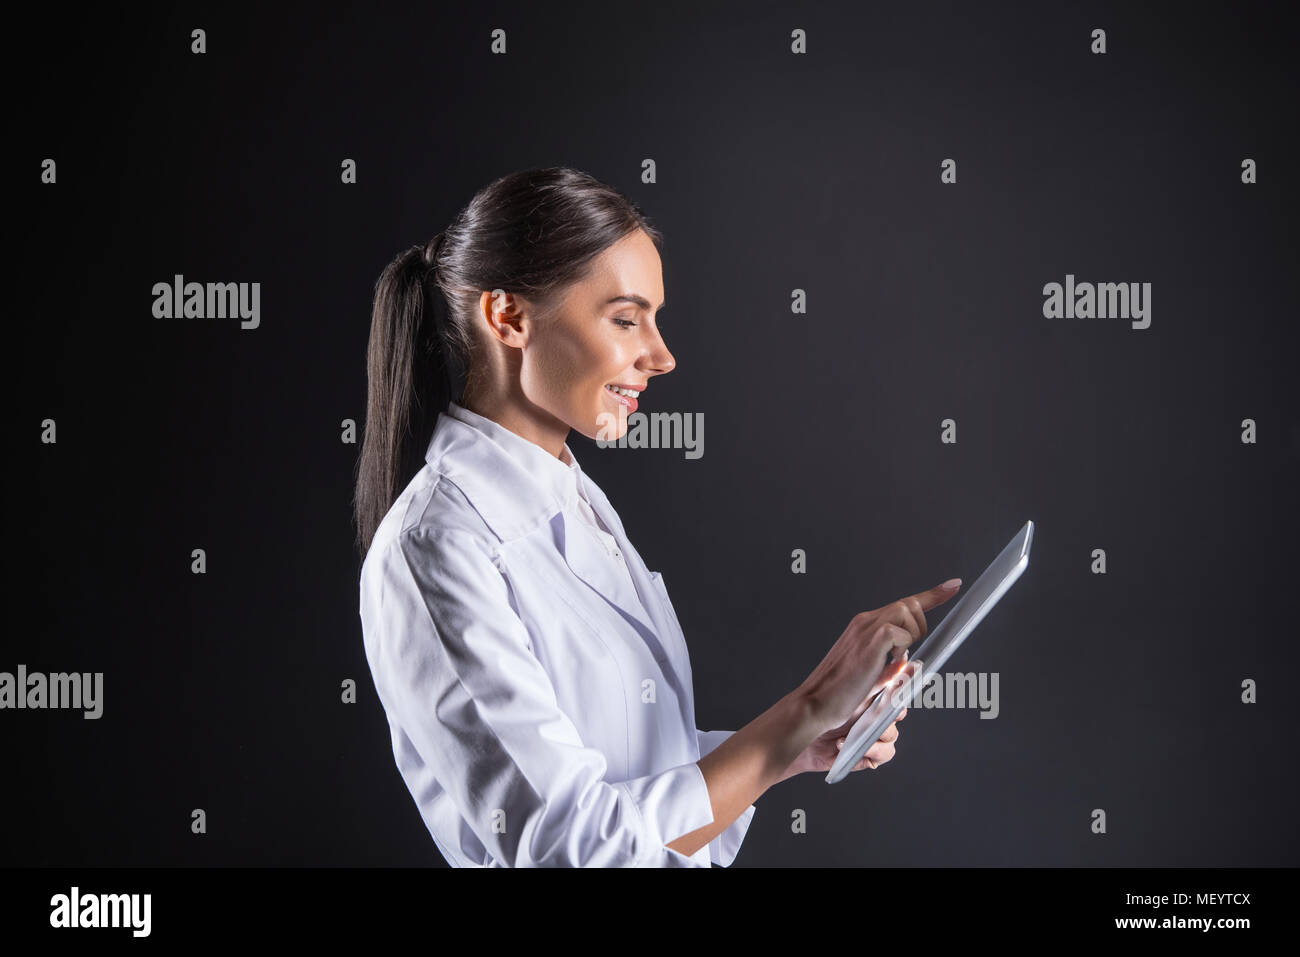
<box><xmin>353</xmin><ymin>232</ymin><xmax>459</xmax><ymax>556</ymax></box>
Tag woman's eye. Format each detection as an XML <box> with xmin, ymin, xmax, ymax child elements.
<box><xmin>612</xmin><ymin>317</ymin><xmax>637</xmax><ymax>328</ymax></box>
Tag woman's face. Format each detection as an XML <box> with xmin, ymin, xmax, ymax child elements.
<box><xmin>513</xmin><ymin>228</ymin><xmax>675</xmax><ymax>442</ymax></box>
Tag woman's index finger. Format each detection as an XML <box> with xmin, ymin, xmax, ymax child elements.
<box><xmin>913</xmin><ymin>579</ymin><xmax>962</xmax><ymax>611</ymax></box>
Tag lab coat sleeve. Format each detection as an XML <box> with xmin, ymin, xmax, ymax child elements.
<box><xmin>362</xmin><ymin>525</ymin><xmax>717</xmax><ymax>867</ymax></box>
<box><xmin>696</xmin><ymin>729</ymin><xmax>758</xmax><ymax>866</ymax></box>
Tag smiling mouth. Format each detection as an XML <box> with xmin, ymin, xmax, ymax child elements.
<box><xmin>604</xmin><ymin>383</ymin><xmax>641</xmax><ymax>412</ymax></box>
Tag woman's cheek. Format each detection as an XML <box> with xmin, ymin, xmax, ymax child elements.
<box><xmin>522</xmin><ymin>342</ymin><xmax>576</xmax><ymax>406</ymax></box>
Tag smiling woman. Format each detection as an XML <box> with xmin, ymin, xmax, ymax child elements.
<box><xmin>468</xmin><ymin>226</ymin><xmax>674</xmax><ymax>446</ymax></box>
<box><xmin>352</xmin><ymin>166</ymin><xmax>924</xmax><ymax>868</ymax></box>
<box><xmin>352</xmin><ymin>166</ymin><xmax>749</xmax><ymax>868</ymax></box>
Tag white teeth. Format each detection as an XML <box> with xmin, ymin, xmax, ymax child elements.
<box><xmin>605</xmin><ymin>384</ymin><xmax>640</xmax><ymax>397</ymax></box>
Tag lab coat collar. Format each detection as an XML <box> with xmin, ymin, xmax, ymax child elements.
<box><xmin>428</xmin><ymin>403</ymin><xmax>639</xmax><ymax>560</ymax></box>
<box><xmin>425</xmin><ymin>404</ymin><xmax>576</xmax><ymax>542</ymax></box>
<box><xmin>432</xmin><ymin>402</ymin><xmax>650</xmax><ymax>622</ymax></box>
<box><xmin>442</xmin><ymin>400</ymin><xmax>586</xmax><ymax>524</ymax></box>
<box><xmin>424</xmin><ymin>405</ymin><xmax>693</xmax><ymax>715</ymax></box>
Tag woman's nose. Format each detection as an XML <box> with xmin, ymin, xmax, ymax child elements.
<box><xmin>645</xmin><ymin>328</ymin><xmax>675</xmax><ymax>375</ymax></box>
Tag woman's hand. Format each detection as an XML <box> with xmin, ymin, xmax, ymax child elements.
<box><xmin>778</xmin><ymin>701</ymin><xmax>911</xmax><ymax>781</ymax></box>
<box><xmin>790</xmin><ymin>579</ymin><xmax>962</xmax><ymax>754</ymax></box>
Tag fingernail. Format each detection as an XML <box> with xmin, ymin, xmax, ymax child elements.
<box><xmin>942</xmin><ymin>578</ymin><xmax>961</xmax><ymax>589</ymax></box>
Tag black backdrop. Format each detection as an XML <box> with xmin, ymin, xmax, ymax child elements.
<box><xmin>11</xmin><ymin>0</ymin><xmax>1297</xmax><ymax>868</ymax></box>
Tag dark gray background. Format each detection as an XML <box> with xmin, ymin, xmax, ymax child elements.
<box><xmin>11</xmin><ymin>0</ymin><xmax>1297</xmax><ymax>866</ymax></box>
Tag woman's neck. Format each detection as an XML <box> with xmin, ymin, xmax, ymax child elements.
<box><xmin>457</xmin><ymin>386</ymin><xmax>569</xmax><ymax>461</ymax></box>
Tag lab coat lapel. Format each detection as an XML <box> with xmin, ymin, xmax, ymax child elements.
<box><xmin>557</xmin><ymin>504</ymin><xmax>696</xmax><ymax>732</ymax></box>
<box><xmin>426</xmin><ymin>413</ymin><xmax>693</xmax><ymax>708</ymax></box>
<box><xmin>556</xmin><ymin>510</ymin><xmax>673</xmax><ymax>665</ymax></box>
<box><xmin>571</xmin><ymin>472</ymin><xmax>691</xmax><ymax>672</ymax></box>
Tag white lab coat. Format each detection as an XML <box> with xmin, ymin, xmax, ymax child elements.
<box><xmin>359</xmin><ymin>403</ymin><xmax>757</xmax><ymax>867</ymax></box>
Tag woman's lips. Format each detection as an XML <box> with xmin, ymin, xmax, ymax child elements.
<box><xmin>604</xmin><ymin>387</ymin><xmax>638</xmax><ymax>414</ymax></box>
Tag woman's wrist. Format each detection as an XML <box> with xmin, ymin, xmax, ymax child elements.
<box><xmin>768</xmin><ymin>690</ymin><xmax>827</xmax><ymax>783</ymax></box>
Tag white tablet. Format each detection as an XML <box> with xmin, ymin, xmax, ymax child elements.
<box><xmin>825</xmin><ymin>520</ymin><xmax>1034</xmax><ymax>784</ymax></box>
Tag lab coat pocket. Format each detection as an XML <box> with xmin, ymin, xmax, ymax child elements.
<box><xmin>647</xmin><ymin>570</ymin><xmax>684</xmax><ymax>646</ymax></box>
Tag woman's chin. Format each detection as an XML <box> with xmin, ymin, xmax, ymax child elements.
<box><xmin>592</xmin><ymin>408</ymin><xmax>628</xmax><ymax>443</ymax></box>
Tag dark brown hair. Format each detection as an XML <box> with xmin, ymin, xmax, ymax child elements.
<box><xmin>352</xmin><ymin>166</ymin><xmax>663</xmax><ymax>557</ymax></box>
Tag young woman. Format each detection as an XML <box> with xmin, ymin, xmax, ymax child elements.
<box><xmin>353</xmin><ymin>166</ymin><xmax>961</xmax><ymax>867</ymax></box>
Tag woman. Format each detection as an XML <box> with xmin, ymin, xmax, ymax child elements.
<box><xmin>353</xmin><ymin>166</ymin><xmax>961</xmax><ymax>867</ymax></box>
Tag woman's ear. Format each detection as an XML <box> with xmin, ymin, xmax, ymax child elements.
<box><xmin>478</xmin><ymin>288</ymin><xmax>530</xmax><ymax>346</ymax></box>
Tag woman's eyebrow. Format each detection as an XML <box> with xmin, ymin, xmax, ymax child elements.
<box><xmin>605</xmin><ymin>293</ymin><xmax>665</xmax><ymax>311</ymax></box>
